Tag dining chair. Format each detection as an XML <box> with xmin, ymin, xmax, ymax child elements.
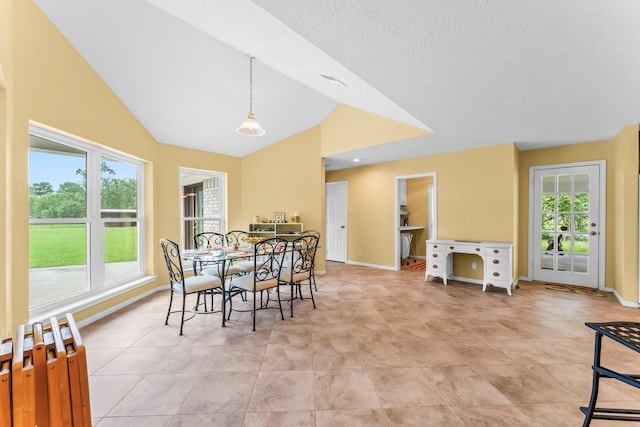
<box><xmin>280</xmin><ymin>235</ymin><xmax>319</xmax><ymax>317</ymax></box>
<box><xmin>224</xmin><ymin>230</ymin><xmax>254</xmax><ymax>274</ymax></box>
<box><xmin>300</xmin><ymin>230</ymin><xmax>321</xmax><ymax>290</ymax></box>
<box><xmin>160</xmin><ymin>238</ymin><xmax>225</xmax><ymax>334</ymax></box>
<box><xmin>227</xmin><ymin>238</ymin><xmax>288</xmax><ymax>331</ymax></box>
<box><xmin>194</xmin><ymin>232</ymin><xmax>225</xmax><ymax>251</ymax></box>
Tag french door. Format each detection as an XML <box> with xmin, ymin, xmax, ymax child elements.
<box><xmin>531</xmin><ymin>163</ymin><xmax>603</xmax><ymax>287</ymax></box>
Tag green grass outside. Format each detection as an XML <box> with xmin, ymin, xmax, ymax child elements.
<box><xmin>29</xmin><ymin>223</ymin><xmax>137</xmax><ymax>268</ymax></box>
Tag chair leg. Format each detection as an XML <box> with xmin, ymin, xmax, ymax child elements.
<box><xmin>221</xmin><ymin>288</ymin><xmax>226</xmax><ymax>327</ymax></box>
<box><xmin>165</xmin><ymin>289</ymin><xmax>174</xmax><ymax>325</ymax></box>
<box><xmin>276</xmin><ymin>285</ymin><xmax>284</xmax><ymax>321</ymax></box>
<box><xmin>308</xmin><ymin>280</ymin><xmax>316</xmax><ymax>309</ymax></box>
<box><xmin>180</xmin><ymin>293</ymin><xmax>187</xmax><ymax>335</ymax></box>
<box><xmin>252</xmin><ymin>291</ymin><xmax>256</xmax><ymax>332</ymax></box>
<box><xmin>290</xmin><ymin>282</ymin><xmax>294</xmax><ymax>317</ymax></box>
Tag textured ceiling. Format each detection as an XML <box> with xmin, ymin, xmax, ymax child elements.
<box><xmin>34</xmin><ymin>0</ymin><xmax>640</xmax><ymax>170</ymax></box>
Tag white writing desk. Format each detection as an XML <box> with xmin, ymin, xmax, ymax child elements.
<box><xmin>425</xmin><ymin>239</ymin><xmax>514</xmax><ymax>295</ymax></box>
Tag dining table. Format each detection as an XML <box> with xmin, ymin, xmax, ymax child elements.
<box><xmin>181</xmin><ymin>246</ymin><xmax>255</xmax><ymax>325</ymax></box>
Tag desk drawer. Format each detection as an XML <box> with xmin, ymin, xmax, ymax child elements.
<box><xmin>447</xmin><ymin>243</ymin><xmax>485</xmax><ymax>256</ymax></box>
<box><xmin>487</xmin><ymin>247</ymin><xmax>510</xmax><ymax>256</ymax></box>
<box><xmin>485</xmin><ymin>265</ymin><xmax>510</xmax><ymax>282</ymax></box>
<box><xmin>427</xmin><ymin>249</ymin><xmax>445</xmax><ymax>261</ymax></box>
<box><xmin>427</xmin><ymin>261</ymin><xmax>446</xmax><ymax>275</ymax></box>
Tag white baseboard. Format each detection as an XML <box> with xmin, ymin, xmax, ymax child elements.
<box><xmin>346</xmin><ymin>260</ymin><xmax>396</xmax><ymax>271</ymax></box>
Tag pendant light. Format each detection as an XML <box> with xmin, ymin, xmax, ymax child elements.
<box><xmin>236</xmin><ymin>55</ymin><xmax>266</xmax><ymax>137</ymax></box>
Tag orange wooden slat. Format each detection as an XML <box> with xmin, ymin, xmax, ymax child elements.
<box><xmin>32</xmin><ymin>322</ymin><xmax>50</xmax><ymax>427</ymax></box>
<box><xmin>12</xmin><ymin>324</ymin><xmax>36</xmax><ymax>427</ymax></box>
<box><xmin>0</xmin><ymin>336</ymin><xmax>13</xmax><ymax>427</ymax></box>
<box><xmin>46</xmin><ymin>318</ymin><xmax>72</xmax><ymax>427</ymax></box>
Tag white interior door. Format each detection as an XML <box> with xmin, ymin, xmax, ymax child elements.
<box><xmin>531</xmin><ymin>163</ymin><xmax>603</xmax><ymax>287</ymax></box>
<box><xmin>326</xmin><ymin>181</ymin><xmax>347</xmax><ymax>262</ymax></box>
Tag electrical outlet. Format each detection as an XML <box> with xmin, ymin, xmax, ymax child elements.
<box><xmin>471</xmin><ymin>262</ymin><xmax>477</xmax><ymax>270</ymax></box>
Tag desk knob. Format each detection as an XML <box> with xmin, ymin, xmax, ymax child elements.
<box><xmin>493</xmin><ymin>272</ymin><xmax>501</xmax><ymax>277</ymax></box>
<box><xmin>475</xmin><ymin>248</ymin><xmax>481</xmax><ymax>252</ymax></box>
<box><xmin>493</xmin><ymin>249</ymin><xmax>500</xmax><ymax>254</ymax></box>
<box><xmin>493</xmin><ymin>259</ymin><xmax>500</xmax><ymax>264</ymax></box>
<box><xmin>449</xmin><ymin>246</ymin><xmax>454</xmax><ymax>250</ymax></box>
<box><xmin>432</xmin><ymin>254</ymin><xmax>438</xmax><ymax>258</ymax></box>
<box><xmin>433</xmin><ymin>245</ymin><xmax>438</xmax><ymax>249</ymax></box>
<box><xmin>432</xmin><ymin>264</ymin><xmax>439</xmax><ymax>269</ymax></box>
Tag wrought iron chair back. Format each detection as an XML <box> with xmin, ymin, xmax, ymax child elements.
<box><xmin>225</xmin><ymin>230</ymin><xmax>250</xmax><ymax>247</ymax></box>
<box><xmin>160</xmin><ymin>238</ymin><xmax>185</xmax><ymax>290</ymax></box>
<box><xmin>194</xmin><ymin>232</ymin><xmax>225</xmax><ymax>250</ymax></box>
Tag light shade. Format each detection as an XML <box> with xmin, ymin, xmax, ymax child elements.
<box><xmin>236</xmin><ymin>112</ymin><xmax>266</xmax><ymax>137</ymax></box>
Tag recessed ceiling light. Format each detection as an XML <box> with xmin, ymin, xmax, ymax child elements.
<box><xmin>321</xmin><ymin>74</ymin><xmax>348</xmax><ymax>88</ymax></box>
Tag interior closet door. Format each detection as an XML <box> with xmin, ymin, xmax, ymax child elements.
<box><xmin>326</xmin><ymin>182</ymin><xmax>347</xmax><ymax>262</ymax></box>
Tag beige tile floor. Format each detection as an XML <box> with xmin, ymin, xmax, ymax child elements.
<box><xmin>83</xmin><ymin>262</ymin><xmax>640</xmax><ymax>426</ymax></box>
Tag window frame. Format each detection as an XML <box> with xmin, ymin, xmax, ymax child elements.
<box><xmin>28</xmin><ymin>124</ymin><xmax>151</xmax><ymax>321</ymax></box>
<box><xmin>179</xmin><ymin>167</ymin><xmax>227</xmax><ymax>251</ymax></box>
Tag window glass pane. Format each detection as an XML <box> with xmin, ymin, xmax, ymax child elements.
<box><xmin>104</xmin><ymin>222</ymin><xmax>139</xmax><ymax>285</ymax></box>
<box><xmin>575</xmin><ymin>173</ymin><xmax>589</xmax><ymax>192</ymax></box>
<box><xmin>101</xmin><ymin>157</ymin><xmax>137</xmax><ymax>211</ymax></box>
<box><xmin>574</xmin><ymin>193</ymin><xmax>589</xmax><ymax>213</ymax></box>
<box><xmin>573</xmin><ymin>254</ymin><xmax>588</xmax><ymax>273</ymax></box>
<box><xmin>542</xmin><ymin>175</ymin><xmax>555</xmax><ymax>193</ymax></box>
<box><xmin>574</xmin><ymin>234</ymin><xmax>589</xmax><ymax>254</ymax></box>
<box><xmin>180</xmin><ymin>169</ymin><xmax>225</xmax><ymax>250</ymax></box>
<box><xmin>29</xmin><ymin>139</ymin><xmax>86</xmax><ymax>219</ymax></box>
<box><xmin>541</xmin><ymin>232</ymin><xmax>553</xmax><ymax>250</ymax></box>
<box><xmin>540</xmin><ymin>252</ymin><xmax>554</xmax><ymax>270</ymax></box>
<box><xmin>558</xmin><ymin>214</ymin><xmax>570</xmax><ymax>231</ymax></box>
<box><xmin>541</xmin><ymin>214</ymin><xmax>554</xmax><ymax>231</ymax></box>
<box><xmin>29</xmin><ymin>223</ymin><xmax>88</xmax><ymax>308</ymax></box>
<box><xmin>574</xmin><ymin>215</ymin><xmax>589</xmax><ymax>233</ymax></box>
<box><xmin>557</xmin><ymin>194</ymin><xmax>571</xmax><ymax>213</ymax></box>
<box><xmin>541</xmin><ymin>195</ymin><xmax>555</xmax><ymax>213</ymax></box>
<box><xmin>558</xmin><ymin>174</ymin><xmax>571</xmax><ymax>192</ymax></box>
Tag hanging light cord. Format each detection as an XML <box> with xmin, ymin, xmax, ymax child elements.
<box><xmin>248</xmin><ymin>56</ymin><xmax>254</xmax><ymax>114</ymax></box>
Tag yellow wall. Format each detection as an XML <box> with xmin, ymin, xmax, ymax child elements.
<box><xmin>321</xmin><ymin>104</ymin><xmax>430</xmax><ymax>157</ymax></box>
<box><xmin>327</xmin><ymin>143</ymin><xmax>518</xmax><ymax>270</ymax></box>
<box><xmin>241</xmin><ymin>126</ymin><xmax>326</xmax><ymax>271</ymax></box>
<box><xmin>612</xmin><ymin>125</ymin><xmax>639</xmax><ymax>301</ymax></box>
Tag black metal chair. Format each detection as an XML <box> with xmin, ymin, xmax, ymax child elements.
<box><xmin>301</xmin><ymin>230</ymin><xmax>320</xmax><ymax>238</ymax></box>
<box><xmin>224</xmin><ymin>230</ymin><xmax>254</xmax><ymax>275</ymax></box>
<box><xmin>160</xmin><ymin>238</ymin><xmax>225</xmax><ymax>335</ymax></box>
<box><xmin>279</xmin><ymin>235</ymin><xmax>319</xmax><ymax>317</ymax></box>
<box><xmin>225</xmin><ymin>230</ymin><xmax>250</xmax><ymax>248</ymax></box>
<box><xmin>194</xmin><ymin>232</ymin><xmax>225</xmax><ymax>251</ymax></box>
<box><xmin>300</xmin><ymin>230</ymin><xmax>321</xmax><ymax>290</ymax></box>
<box><xmin>227</xmin><ymin>238</ymin><xmax>288</xmax><ymax>331</ymax></box>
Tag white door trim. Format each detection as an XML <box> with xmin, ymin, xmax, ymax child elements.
<box><xmin>395</xmin><ymin>172</ymin><xmax>437</xmax><ymax>271</ymax></box>
<box><xmin>527</xmin><ymin>160</ymin><xmax>606</xmax><ymax>288</ymax></box>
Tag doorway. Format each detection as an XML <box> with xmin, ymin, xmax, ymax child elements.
<box><xmin>529</xmin><ymin>162</ymin><xmax>605</xmax><ymax>288</ymax></box>
<box><xmin>395</xmin><ymin>172</ymin><xmax>437</xmax><ymax>270</ymax></box>
<box><xmin>326</xmin><ymin>181</ymin><xmax>348</xmax><ymax>262</ymax></box>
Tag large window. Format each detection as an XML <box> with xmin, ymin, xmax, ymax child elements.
<box><xmin>180</xmin><ymin>168</ymin><xmax>226</xmax><ymax>250</ymax></box>
<box><xmin>28</xmin><ymin>125</ymin><xmax>145</xmax><ymax>315</ymax></box>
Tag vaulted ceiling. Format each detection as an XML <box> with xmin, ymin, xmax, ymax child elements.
<box><xmin>34</xmin><ymin>0</ymin><xmax>640</xmax><ymax>170</ymax></box>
